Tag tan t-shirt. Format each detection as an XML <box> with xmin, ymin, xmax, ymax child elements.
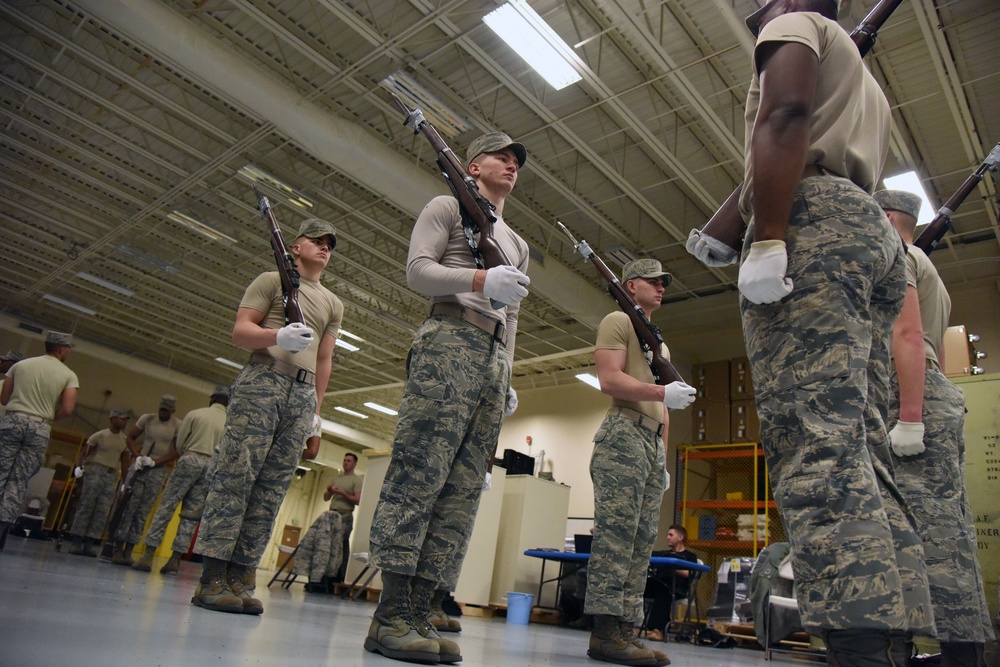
<box><xmin>3</xmin><ymin>355</ymin><xmax>80</xmax><ymax>420</ymax></box>
<box><xmin>87</xmin><ymin>428</ymin><xmax>128</xmax><ymax>470</ymax></box>
<box><xmin>135</xmin><ymin>412</ymin><xmax>181</xmax><ymax>459</ymax></box>
<box><xmin>328</xmin><ymin>471</ymin><xmax>364</xmax><ymax>513</ymax></box>
<box><xmin>406</xmin><ymin>196</ymin><xmax>530</xmax><ymax>368</ymax></box>
<box><xmin>595</xmin><ymin>311</ymin><xmax>671</xmax><ymax>423</ymax></box>
<box><xmin>740</xmin><ymin>11</ymin><xmax>891</xmax><ymax>218</ymax></box>
<box><xmin>906</xmin><ymin>245</ymin><xmax>951</xmax><ymax>365</ymax></box>
<box><xmin>175</xmin><ymin>403</ymin><xmax>227</xmax><ymax>456</ymax></box>
<box><xmin>241</xmin><ymin>271</ymin><xmax>343</xmax><ymax>374</ymax></box>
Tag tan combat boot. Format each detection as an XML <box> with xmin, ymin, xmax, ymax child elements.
<box><xmin>159</xmin><ymin>551</ymin><xmax>183</xmax><ymax>574</ymax></box>
<box><xmin>620</xmin><ymin>620</ymin><xmax>670</xmax><ymax>666</ymax></box>
<box><xmin>364</xmin><ymin>571</ymin><xmax>440</xmax><ymax>664</ymax></box>
<box><xmin>67</xmin><ymin>537</ymin><xmax>86</xmax><ymax>555</ymax></box>
<box><xmin>111</xmin><ymin>542</ymin><xmax>135</xmax><ymax>566</ymax></box>
<box><xmin>191</xmin><ymin>557</ymin><xmax>243</xmax><ymax>613</ymax></box>
<box><xmin>587</xmin><ymin>614</ymin><xmax>659</xmax><ymax>666</ymax></box>
<box><xmin>131</xmin><ymin>550</ymin><xmax>154</xmax><ymax>572</ymax></box>
<box><xmin>411</xmin><ymin>577</ymin><xmax>462</xmax><ymax>663</ymax></box>
<box><xmin>429</xmin><ymin>589</ymin><xmax>462</xmax><ymax>633</ymax></box>
<box><xmin>226</xmin><ymin>563</ymin><xmax>264</xmax><ymax>615</ymax></box>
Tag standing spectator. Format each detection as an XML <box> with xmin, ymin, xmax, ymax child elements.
<box><xmin>0</xmin><ymin>332</ymin><xmax>78</xmax><ymax>550</ymax></box>
<box><xmin>323</xmin><ymin>452</ymin><xmax>363</xmax><ymax>582</ymax></box>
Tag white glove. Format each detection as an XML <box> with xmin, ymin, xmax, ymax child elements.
<box><xmin>482</xmin><ymin>265</ymin><xmax>530</xmax><ymax>305</ymax></box>
<box><xmin>663</xmin><ymin>469</ymin><xmax>671</xmax><ymax>493</ymax></box>
<box><xmin>129</xmin><ymin>460</ymin><xmax>142</xmax><ymax>473</ymax></box>
<box><xmin>662</xmin><ymin>381</ymin><xmax>697</xmax><ymax>410</ymax></box>
<box><xmin>889</xmin><ymin>421</ymin><xmax>925</xmax><ymax>457</ymax></box>
<box><xmin>738</xmin><ymin>240</ymin><xmax>794</xmax><ymax>304</ymax></box>
<box><xmin>483</xmin><ymin>471</ymin><xmax>492</xmax><ymax>492</ymax></box>
<box><xmin>686</xmin><ymin>229</ymin><xmax>738</xmax><ymax>267</ymax></box>
<box><xmin>138</xmin><ymin>456</ymin><xmax>155</xmax><ymax>469</ymax></box>
<box><xmin>504</xmin><ymin>387</ymin><xmax>518</xmax><ymax>417</ymax></box>
<box><xmin>276</xmin><ymin>322</ymin><xmax>314</xmax><ymax>353</ymax></box>
<box><xmin>73</xmin><ymin>466</ymin><xmax>85</xmax><ymax>479</ymax></box>
<box><xmin>311</xmin><ymin>413</ymin><xmax>323</xmax><ymax>438</ymax></box>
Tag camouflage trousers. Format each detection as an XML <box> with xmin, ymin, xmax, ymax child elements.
<box><xmin>584</xmin><ymin>415</ymin><xmax>666</xmax><ymax>622</ymax></box>
<box><xmin>0</xmin><ymin>413</ymin><xmax>51</xmax><ymax>524</ymax></box>
<box><xmin>740</xmin><ymin>177</ymin><xmax>934</xmax><ymax>636</ymax></box>
<box><xmin>70</xmin><ymin>464</ymin><xmax>117</xmax><ymax>540</ymax></box>
<box><xmin>889</xmin><ymin>365</ymin><xmax>994</xmax><ymax>643</ymax></box>
<box><xmin>142</xmin><ymin>451</ymin><xmax>212</xmax><ymax>551</ymax></box>
<box><xmin>297</xmin><ymin>509</ymin><xmax>344</xmax><ymax>583</ymax></box>
<box><xmin>369</xmin><ymin>315</ymin><xmax>509</xmax><ymax>589</ymax></box>
<box><xmin>338</xmin><ymin>510</ymin><xmax>354</xmax><ymax>579</ymax></box>
<box><xmin>196</xmin><ymin>361</ymin><xmax>314</xmax><ymax>566</ymax></box>
<box><xmin>115</xmin><ymin>466</ymin><xmax>168</xmax><ymax>544</ymax></box>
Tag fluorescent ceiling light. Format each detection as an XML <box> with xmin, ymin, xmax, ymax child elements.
<box><xmin>42</xmin><ymin>294</ymin><xmax>96</xmax><ymax>316</ymax></box>
<box><xmin>334</xmin><ymin>406</ymin><xmax>368</xmax><ymax>419</ymax></box>
<box><xmin>296</xmin><ymin>465</ymin><xmax>311</xmax><ymax>473</ymax></box>
<box><xmin>214</xmin><ymin>357</ymin><xmax>244</xmax><ymax>370</ymax></box>
<box><xmin>364</xmin><ymin>402</ymin><xmax>398</xmax><ymax>416</ymax></box>
<box><xmin>575</xmin><ymin>373</ymin><xmax>601</xmax><ymax>390</ymax></box>
<box><xmin>337</xmin><ymin>340</ymin><xmax>360</xmax><ymax>352</ymax></box>
<box><xmin>882</xmin><ymin>171</ymin><xmax>934</xmax><ymax>225</ymax></box>
<box><xmin>167</xmin><ymin>210</ymin><xmax>237</xmax><ymax>243</ymax></box>
<box><xmin>340</xmin><ymin>329</ymin><xmax>365</xmax><ymax>342</ymax></box>
<box><xmin>237</xmin><ymin>164</ymin><xmax>315</xmax><ymax>209</ymax></box>
<box><xmin>116</xmin><ymin>245</ymin><xmax>181</xmax><ymax>274</ymax></box>
<box><xmin>380</xmin><ymin>73</ymin><xmax>472</xmax><ymax>139</ymax></box>
<box><xmin>484</xmin><ymin>0</ymin><xmax>583</xmax><ymax>90</ymax></box>
<box><xmin>76</xmin><ymin>272</ymin><xmax>134</xmax><ymax>297</ymax></box>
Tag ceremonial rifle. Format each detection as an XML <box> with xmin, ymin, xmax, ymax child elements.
<box><xmin>557</xmin><ymin>221</ymin><xmax>683</xmax><ymax>386</ymax></box>
<box><xmin>253</xmin><ymin>185</ymin><xmax>305</xmax><ymax>325</ymax></box>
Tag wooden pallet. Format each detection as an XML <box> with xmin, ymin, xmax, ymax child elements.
<box><xmin>711</xmin><ymin>622</ymin><xmax>762</xmax><ymax>650</ymax></box>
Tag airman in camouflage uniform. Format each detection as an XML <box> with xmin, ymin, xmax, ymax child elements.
<box><xmin>192</xmin><ymin>218</ymin><xmax>342</xmax><ymax>616</ymax></box>
<box><xmin>132</xmin><ymin>385</ymin><xmax>230</xmax><ymax>574</ymax></box>
<box><xmin>584</xmin><ymin>259</ymin><xmax>696</xmax><ymax>667</ymax></box>
<box><xmin>735</xmin><ymin>2</ymin><xmax>934</xmax><ymax>663</ymax></box>
<box><xmin>366</xmin><ymin>133</ymin><xmax>530</xmax><ymax>664</ymax></box>
<box><xmin>0</xmin><ymin>331</ymin><xmax>79</xmax><ymax>550</ymax></box>
<box><xmin>298</xmin><ymin>509</ymin><xmax>345</xmax><ymax>591</ymax></box>
<box><xmin>877</xmin><ymin>189</ymin><xmax>994</xmax><ymax>667</ymax></box>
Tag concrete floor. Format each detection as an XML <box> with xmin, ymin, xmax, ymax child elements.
<box><xmin>1</xmin><ymin>536</ymin><xmax>811</xmax><ymax>667</ymax></box>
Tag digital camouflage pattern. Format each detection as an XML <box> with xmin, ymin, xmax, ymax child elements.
<box><xmin>115</xmin><ymin>466</ymin><xmax>168</xmax><ymax>544</ymax></box>
<box><xmin>70</xmin><ymin>464</ymin><xmax>118</xmax><ymax>540</ymax></box>
<box><xmin>889</xmin><ymin>366</ymin><xmax>994</xmax><ymax>643</ymax></box>
<box><xmin>873</xmin><ymin>189</ymin><xmax>922</xmax><ymax>220</ymax></box>
<box><xmin>297</xmin><ymin>509</ymin><xmax>345</xmax><ymax>583</ymax></box>
<box><xmin>584</xmin><ymin>415</ymin><xmax>666</xmax><ymax>622</ymax></box>
<box><xmin>369</xmin><ymin>316</ymin><xmax>509</xmax><ymax>590</ymax></box>
<box><xmin>0</xmin><ymin>413</ymin><xmax>51</xmax><ymax>523</ymax></box>
<box><xmin>740</xmin><ymin>177</ymin><xmax>935</xmax><ymax>636</ymax></box>
<box><xmin>142</xmin><ymin>452</ymin><xmax>213</xmax><ymax>550</ymax></box>
<box><xmin>195</xmin><ymin>362</ymin><xmax>315</xmax><ymax>566</ymax></box>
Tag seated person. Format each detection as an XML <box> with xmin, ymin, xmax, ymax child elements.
<box><xmin>296</xmin><ymin>510</ymin><xmax>345</xmax><ymax>593</ymax></box>
<box><xmin>644</xmin><ymin>524</ymin><xmax>698</xmax><ymax>640</ymax></box>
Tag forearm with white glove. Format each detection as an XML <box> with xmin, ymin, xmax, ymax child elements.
<box><xmin>888</xmin><ymin>421</ymin><xmax>925</xmax><ymax>457</ymax></box>
<box><xmin>504</xmin><ymin>387</ymin><xmax>518</xmax><ymax>417</ymax></box>
<box><xmin>276</xmin><ymin>322</ymin><xmax>314</xmax><ymax>353</ymax></box>
<box><xmin>482</xmin><ymin>265</ymin><xmax>529</xmax><ymax>306</ymax></box>
<box><xmin>73</xmin><ymin>466</ymin><xmax>85</xmax><ymax>479</ymax></box>
<box><xmin>686</xmin><ymin>229</ymin><xmax>738</xmax><ymax>267</ymax></box>
<box><xmin>738</xmin><ymin>240</ymin><xmax>794</xmax><ymax>305</ymax></box>
<box><xmin>662</xmin><ymin>382</ymin><xmax>697</xmax><ymax>410</ymax></box>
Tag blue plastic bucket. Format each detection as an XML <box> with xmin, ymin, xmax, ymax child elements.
<box><xmin>506</xmin><ymin>592</ymin><xmax>534</xmax><ymax>625</ymax></box>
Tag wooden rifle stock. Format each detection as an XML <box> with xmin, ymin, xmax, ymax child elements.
<box><xmin>389</xmin><ymin>94</ymin><xmax>514</xmax><ymax>309</ymax></box>
<box><xmin>700</xmin><ymin>0</ymin><xmax>906</xmax><ymax>253</ymax></box>
<box><xmin>913</xmin><ymin>142</ymin><xmax>1000</xmax><ymax>254</ymax></box>
<box><xmin>557</xmin><ymin>222</ymin><xmax>683</xmax><ymax>386</ymax></box>
<box><xmin>253</xmin><ymin>185</ymin><xmax>304</xmax><ymax>326</ymax></box>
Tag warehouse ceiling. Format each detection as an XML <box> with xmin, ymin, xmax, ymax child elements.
<box><xmin>2</xmin><ymin>0</ymin><xmax>998</xmax><ymax>443</ymax></box>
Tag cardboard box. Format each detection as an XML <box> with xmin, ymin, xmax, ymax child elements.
<box><xmin>692</xmin><ymin>360</ymin><xmax>731</xmax><ymax>402</ymax></box>
<box><xmin>943</xmin><ymin>325</ymin><xmax>974</xmax><ymax>377</ymax></box>
<box><xmin>730</xmin><ymin>400</ymin><xmax>760</xmax><ymax>443</ymax></box>
<box><xmin>693</xmin><ymin>400</ymin><xmax>731</xmax><ymax>444</ymax></box>
<box><xmin>730</xmin><ymin>356</ymin><xmax>754</xmax><ymax>400</ymax></box>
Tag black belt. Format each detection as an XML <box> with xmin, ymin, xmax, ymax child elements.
<box><xmin>430</xmin><ymin>302</ymin><xmax>507</xmax><ymax>347</ymax></box>
<box><xmin>250</xmin><ymin>352</ymin><xmax>316</xmax><ymax>385</ymax></box>
<box><xmin>609</xmin><ymin>406</ymin><xmax>665</xmax><ymax>437</ymax></box>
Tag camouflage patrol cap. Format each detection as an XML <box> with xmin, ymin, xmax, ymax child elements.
<box><xmin>45</xmin><ymin>331</ymin><xmax>74</xmax><ymax>347</ymax></box>
<box><xmin>159</xmin><ymin>394</ymin><xmax>177</xmax><ymax>411</ymax></box>
<box><xmin>110</xmin><ymin>408</ymin><xmax>131</xmax><ymax>419</ymax></box>
<box><xmin>745</xmin><ymin>0</ymin><xmax>848</xmax><ymax>37</ymax></box>
<box><xmin>297</xmin><ymin>218</ymin><xmax>337</xmax><ymax>250</ymax></box>
<box><xmin>467</xmin><ymin>132</ymin><xmax>527</xmax><ymax>168</ymax></box>
<box><xmin>1</xmin><ymin>350</ymin><xmax>25</xmax><ymax>362</ymax></box>
<box><xmin>874</xmin><ymin>189</ymin><xmax>922</xmax><ymax>220</ymax></box>
<box><xmin>211</xmin><ymin>384</ymin><xmax>230</xmax><ymax>399</ymax></box>
<box><xmin>622</xmin><ymin>258</ymin><xmax>673</xmax><ymax>287</ymax></box>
